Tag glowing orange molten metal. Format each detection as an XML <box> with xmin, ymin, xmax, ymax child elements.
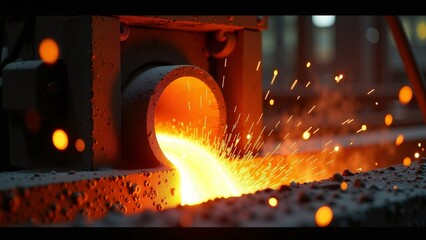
<box><xmin>157</xmin><ymin>133</ymin><xmax>241</xmax><ymax>205</ymax></box>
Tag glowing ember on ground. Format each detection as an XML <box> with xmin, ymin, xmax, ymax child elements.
<box><xmin>340</xmin><ymin>181</ymin><xmax>348</xmax><ymax>190</ymax></box>
<box><xmin>315</xmin><ymin>205</ymin><xmax>333</xmax><ymax>227</ymax></box>
<box><xmin>268</xmin><ymin>197</ymin><xmax>278</xmax><ymax>207</ymax></box>
<box><xmin>403</xmin><ymin>157</ymin><xmax>411</xmax><ymax>166</ymax></box>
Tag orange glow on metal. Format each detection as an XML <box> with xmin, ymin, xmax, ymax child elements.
<box><xmin>75</xmin><ymin>139</ymin><xmax>85</xmax><ymax>152</ymax></box>
<box><xmin>398</xmin><ymin>85</ymin><xmax>413</xmax><ymax>104</ymax></box>
<box><xmin>52</xmin><ymin>129</ymin><xmax>68</xmax><ymax>151</ymax></box>
<box><xmin>384</xmin><ymin>113</ymin><xmax>393</xmax><ymax>126</ymax></box>
<box><xmin>39</xmin><ymin>38</ymin><xmax>59</xmax><ymax>64</ymax></box>
<box><xmin>340</xmin><ymin>181</ymin><xmax>348</xmax><ymax>191</ymax></box>
<box><xmin>268</xmin><ymin>197</ymin><xmax>278</xmax><ymax>207</ymax></box>
<box><xmin>315</xmin><ymin>205</ymin><xmax>333</xmax><ymax>227</ymax></box>
<box><xmin>403</xmin><ymin>157</ymin><xmax>411</xmax><ymax>167</ymax></box>
<box><xmin>157</xmin><ymin>133</ymin><xmax>241</xmax><ymax>206</ymax></box>
<box><xmin>395</xmin><ymin>134</ymin><xmax>404</xmax><ymax>146</ymax></box>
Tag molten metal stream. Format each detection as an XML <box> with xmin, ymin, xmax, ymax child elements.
<box><xmin>157</xmin><ymin>133</ymin><xmax>241</xmax><ymax>206</ymax></box>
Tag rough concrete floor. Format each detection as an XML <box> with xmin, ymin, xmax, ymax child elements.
<box><xmin>39</xmin><ymin>157</ymin><xmax>426</xmax><ymax>227</ymax></box>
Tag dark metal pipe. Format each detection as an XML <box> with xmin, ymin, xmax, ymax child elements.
<box><xmin>386</xmin><ymin>15</ymin><xmax>426</xmax><ymax>123</ymax></box>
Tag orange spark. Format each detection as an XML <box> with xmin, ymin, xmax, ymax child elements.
<box><xmin>395</xmin><ymin>134</ymin><xmax>404</xmax><ymax>146</ymax></box>
<box><xmin>335</xmin><ymin>74</ymin><xmax>343</xmax><ymax>83</ymax></box>
<box><xmin>264</xmin><ymin>90</ymin><xmax>270</xmax><ymax>100</ymax></box>
<box><xmin>52</xmin><ymin>129</ymin><xmax>68</xmax><ymax>151</ymax></box>
<box><xmin>305</xmin><ymin>81</ymin><xmax>311</xmax><ymax>88</ymax></box>
<box><xmin>256</xmin><ymin>61</ymin><xmax>261</xmax><ymax>71</ymax></box>
<box><xmin>315</xmin><ymin>205</ymin><xmax>333</xmax><ymax>227</ymax></box>
<box><xmin>384</xmin><ymin>114</ymin><xmax>393</xmax><ymax>126</ymax></box>
<box><xmin>340</xmin><ymin>182</ymin><xmax>348</xmax><ymax>191</ymax></box>
<box><xmin>290</xmin><ymin>79</ymin><xmax>298</xmax><ymax>90</ymax></box>
<box><xmin>302</xmin><ymin>131</ymin><xmax>311</xmax><ymax>140</ymax></box>
<box><xmin>39</xmin><ymin>38</ymin><xmax>59</xmax><ymax>64</ymax></box>
<box><xmin>75</xmin><ymin>139</ymin><xmax>85</xmax><ymax>152</ymax></box>
<box><xmin>268</xmin><ymin>197</ymin><xmax>278</xmax><ymax>207</ymax></box>
<box><xmin>402</xmin><ymin>157</ymin><xmax>411</xmax><ymax>167</ymax></box>
<box><xmin>271</xmin><ymin>69</ymin><xmax>278</xmax><ymax>85</ymax></box>
<box><xmin>399</xmin><ymin>85</ymin><xmax>413</xmax><ymax>104</ymax></box>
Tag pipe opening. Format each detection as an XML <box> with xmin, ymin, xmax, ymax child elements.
<box><xmin>121</xmin><ymin>65</ymin><xmax>226</xmax><ymax>169</ymax></box>
<box><xmin>154</xmin><ymin>76</ymin><xmax>222</xmax><ymax>145</ymax></box>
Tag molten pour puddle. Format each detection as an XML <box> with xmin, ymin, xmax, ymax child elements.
<box><xmin>157</xmin><ymin>133</ymin><xmax>241</xmax><ymax>206</ymax></box>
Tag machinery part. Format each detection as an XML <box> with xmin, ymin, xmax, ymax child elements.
<box><xmin>121</xmin><ymin>65</ymin><xmax>226</xmax><ymax>169</ymax></box>
<box><xmin>386</xmin><ymin>16</ymin><xmax>426</xmax><ymax>124</ymax></box>
<box><xmin>2</xmin><ymin>60</ymin><xmax>67</xmax><ymax>120</ymax></box>
<box><xmin>0</xmin><ymin>167</ymin><xmax>180</xmax><ymax>226</ymax></box>
<box><xmin>62</xmin><ymin>16</ymin><xmax>121</xmax><ymax>170</ymax></box>
<box><xmin>206</xmin><ymin>30</ymin><xmax>237</xmax><ymax>58</ymax></box>
<box><xmin>119</xmin><ymin>16</ymin><xmax>265</xmax><ymax>160</ymax></box>
<box><xmin>118</xmin><ymin>16</ymin><xmax>268</xmax><ymax>32</ymax></box>
<box><xmin>119</xmin><ymin>21</ymin><xmax>130</xmax><ymax>42</ymax></box>
<box><xmin>2</xmin><ymin>60</ymin><xmax>68</xmax><ymax>169</ymax></box>
<box><xmin>1</xmin><ymin>16</ymin><xmax>266</xmax><ymax>171</ymax></box>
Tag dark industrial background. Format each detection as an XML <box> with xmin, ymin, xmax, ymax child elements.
<box><xmin>0</xmin><ymin>15</ymin><xmax>425</xmax><ymax>227</ymax></box>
